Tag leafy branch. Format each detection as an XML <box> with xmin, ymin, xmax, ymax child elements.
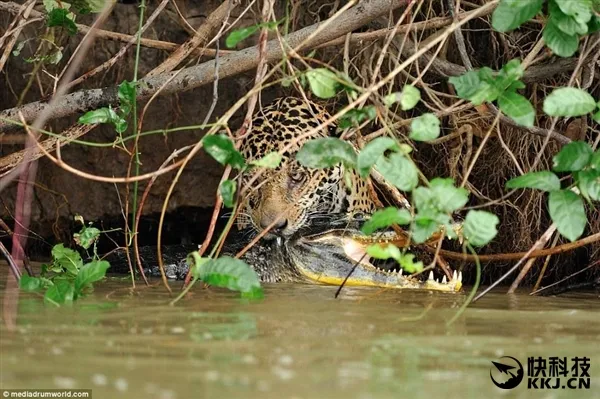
<box><xmin>19</xmin><ymin>219</ymin><xmax>110</xmax><ymax>305</ymax></box>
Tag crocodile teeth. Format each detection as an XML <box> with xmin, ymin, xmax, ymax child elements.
<box><xmin>442</xmin><ymin>275</ymin><xmax>447</xmax><ymax>284</ymax></box>
<box><xmin>458</xmin><ymin>271</ymin><xmax>463</xmax><ymax>282</ymax></box>
<box><xmin>398</xmin><ymin>268</ymin><xmax>403</xmax><ymax>276</ymax></box>
<box><xmin>428</xmin><ymin>271</ymin><xmax>434</xmax><ymax>281</ymax></box>
<box><xmin>452</xmin><ymin>270</ymin><xmax>457</xmax><ymax>281</ymax></box>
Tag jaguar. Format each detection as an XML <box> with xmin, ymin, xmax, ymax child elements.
<box><xmin>237</xmin><ymin>96</ymin><xmax>376</xmax><ymax>237</ymax></box>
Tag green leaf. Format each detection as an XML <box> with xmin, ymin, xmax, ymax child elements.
<box><xmin>472</xmin><ymin>68</ymin><xmax>503</xmax><ymax>104</ymax></box>
<box><xmin>73</xmin><ymin>226</ymin><xmax>100</xmax><ymax>249</ymax></box>
<box><xmin>225</xmin><ymin>20</ymin><xmax>281</xmax><ymax>48</ymax></box>
<box><xmin>338</xmin><ymin>106</ymin><xmax>377</xmax><ymax>129</ymax></box>
<box><xmin>493</xmin><ymin>59</ymin><xmax>525</xmax><ymax>94</ymax></box>
<box><xmin>20</xmin><ymin>275</ymin><xmax>45</xmax><ymax>292</ymax></box>
<box><xmin>593</xmin><ymin>109</ymin><xmax>600</xmax><ymax>123</ymax></box>
<box><xmin>588</xmin><ymin>15</ymin><xmax>600</xmax><ymax>33</ymax></box>
<box><xmin>74</xmin><ymin>260</ymin><xmax>109</xmax><ymax>295</ymax></box>
<box><xmin>356</xmin><ymin>137</ymin><xmax>399</xmax><ymax>178</ymax></box>
<box><xmin>114</xmin><ymin>118</ymin><xmax>127</xmax><ymax>133</ymax></box>
<box><xmin>417</xmin><ymin>209</ymin><xmax>452</xmax><ymax>227</ymax></box>
<box><xmin>552</xmin><ymin>141</ymin><xmax>593</xmax><ymax>172</ymax></box>
<box><xmin>43</xmin><ymin>0</ymin><xmax>67</xmax><ymax>12</ymax></box>
<box><xmin>548</xmin><ymin>189</ymin><xmax>587</xmax><ymax>241</ymax></box>
<box><xmin>365</xmin><ymin>245</ymin><xmax>423</xmax><ymax>273</ymax></box>
<box><xmin>543</xmin><ymin>20</ymin><xmax>580</xmax><ymax>57</ymax></box>
<box><xmin>188</xmin><ymin>252</ymin><xmax>209</xmax><ymax>277</ymax></box>
<box><xmin>296</xmin><ymin>137</ymin><xmax>357</xmax><ymax>168</ymax></box>
<box><xmin>51</xmin><ymin>244</ymin><xmax>83</xmax><ymax>276</ymax></box>
<box><xmin>44</xmin><ymin>280</ymin><xmax>74</xmax><ymax>305</ymax></box>
<box><xmin>366</xmin><ymin>243</ymin><xmax>401</xmax><ymax>262</ymax></box>
<box><xmin>226</xmin><ymin>25</ymin><xmax>260</xmax><ymax>48</ymax></box>
<box><xmin>250</xmin><ymin>152</ymin><xmax>282</xmax><ymax>169</ymax></box>
<box><xmin>343</xmin><ymin>168</ymin><xmax>353</xmax><ymax>190</ymax></box>
<box><xmin>543</xmin><ymin>87</ymin><xmax>596</xmax><ymax>117</ymax></box>
<box><xmin>463</xmin><ymin>210</ymin><xmax>499</xmax><ymax>247</ymax></box>
<box><xmin>399</xmin><ymin>85</ymin><xmax>421</xmax><ymax>110</ymax></box>
<box><xmin>375</xmin><ymin>152</ymin><xmax>418</xmax><ymax>192</ymax></box>
<box><xmin>448</xmin><ymin>70</ymin><xmax>479</xmax><ymax>99</ymax></box>
<box><xmin>506</xmin><ymin>171</ymin><xmax>561</xmax><ymax>191</ymax></box>
<box><xmin>385</xmin><ymin>85</ymin><xmax>421</xmax><ymax>110</ymax></box>
<box><xmin>507</xmin><ymin>80</ymin><xmax>527</xmax><ymax>92</ymax></box>
<box><xmin>117</xmin><ymin>80</ymin><xmax>135</xmax><ymax>116</ymax></box>
<box><xmin>397</xmin><ymin>253</ymin><xmax>424</xmax><ymax>274</ymax></box>
<box><xmin>429</xmin><ymin>178</ymin><xmax>469</xmax><ymax>213</ymax></box>
<box><xmin>78</xmin><ymin>107</ymin><xmax>127</xmax><ymax>133</ymax></box>
<box><xmin>550</xmin><ymin>1</ymin><xmax>589</xmax><ymax>35</ymax></box>
<box><xmin>498</xmin><ymin>59</ymin><xmax>524</xmax><ymax>86</ymax></box>
<box><xmin>555</xmin><ymin>0</ymin><xmax>593</xmax><ymax>24</ymax></box>
<box><xmin>492</xmin><ymin>0</ymin><xmax>544</xmax><ymax>32</ymax></box>
<box><xmin>411</xmin><ymin>182</ymin><xmax>453</xmax><ymax>245</ymax></box>
<box><xmin>79</xmin><ymin>101</ymin><xmax>103</xmax><ymax>120</ymax></box>
<box><xmin>448</xmin><ymin>69</ymin><xmax>499</xmax><ymax>105</ymax></box>
<box><xmin>577</xmin><ymin>169</ymin><xmax>600</xmax><ymax>201</ymax></box>
<box><xmin>397</xmin><ymin>144</ymin><xmax>413</xmax><ymax>155</ymax></box>
<box><xmin>219</xmin><ymin>179</ymin><xmax>237</xmax><ymax>208</ymax></box>
<box><xmin>361</xmin><ymin>207</ymin><xmax>412</xmax><ymax>235</ymax></box>
<box><xmin>305</xmin><ymin>68</ymin><xmax>341</xmax><ymax>99</ymax></box>
<box><xmin>409</xmin><ymin>113</ymin><xmax>441</xmax><ymax>141</ymax></box>
<box><xmin>449</xmin><ymin>70</ymin><xmax>485</xmax><ymax>104</ymax></box>
<box><xmin>411</xmin><ymin>218</ymin><xmax>441</xmax><ymax>244</ymax></box>
<box><xmin>202</xmin><ymin>134</ymin><xmax>246</xmax><ymax>169</ymax></box>
<box><xmin>192</xmin><ymin>256</ymin><xmax>263</xmax><ymax>299</ymax></box>
<box><xmin>412</xmin><ymin>186</ymin><xmax>436</xmax><ymax>212</ymax></box>
<box><xmin>47</xmin><ymin>8</ymin><xmax>77</xmax><ymax>35</ymax></box>
<box><xmin>590</xmin><ymin>151</ymin><xmax>600</xmax><ymax>169</ymax></box>
<box><xmin>498</xmin><ymin>92</ymin><xmax>535</xmax><ymax>127</ymax></box>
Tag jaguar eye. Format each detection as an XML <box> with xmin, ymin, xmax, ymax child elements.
<box><xmin>290</xmin><ymin>170</ymin><xmax>306</xmax><ymax>184</ymax></box>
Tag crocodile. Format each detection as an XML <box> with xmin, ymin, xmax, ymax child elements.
<box><xmin>107</xmin><ymin>226</ymin><xmax>462</xmax><ymax>293</ymax></box>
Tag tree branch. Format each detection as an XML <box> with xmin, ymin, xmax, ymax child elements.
<box><xmin>397</xmin><ymin>36</ymin><xmax>586</xmax><ymax>84</ymax></box>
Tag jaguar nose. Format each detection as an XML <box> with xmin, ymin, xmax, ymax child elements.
<box><xmin>260</xmin><ymin>218</ymin><xmax>288</xmax><ymax>235</ymax></box>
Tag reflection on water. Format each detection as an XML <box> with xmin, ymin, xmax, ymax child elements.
<box><xmin>1</xmin><ymin>272</ymin><xmax>599</xmax><ymax>399</ymax></box>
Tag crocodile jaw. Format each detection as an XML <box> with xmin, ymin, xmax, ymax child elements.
<box><xmin>340</xmin><ymin>236</ymin><xmax>463</xmax><ymax>292</ymax></box>
<box><xmin>288</xmin><ymin>232</ymin><xmax>462</xmax><ymax>293</ymax></box>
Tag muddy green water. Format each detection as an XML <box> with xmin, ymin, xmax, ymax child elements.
<box><xmin>1</xmin><ymin>271</ymin><xmax>599</xmax><ymax>399</ymax></box>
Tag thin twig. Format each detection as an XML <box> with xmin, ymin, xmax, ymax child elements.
<box><xmin>473</xmin><ymin>224</ymin><xmax>558</xmax><ymax>302</ymax></box>
<box><xmin>532</xmin><ymin>232</ymin><xmax>561</xmax><ymax>292</ymax></box>
<box><xmin>133</xmin><ymin>145</ymin><xmax>194</xmax><ymax>286</ymax></box>
<box><xmin>507</xmin><ymin>225</ymin><xmax>557</xmax><ymax>293</ymax></box>
<box><xmin>529</xmin><ymin>261</ymin><xmax>599</xmax><ymax>295</ymax></box>
<box><xmin>0</xmin><ymin>241</ymin><xmax>21</xmax><ymax>281</ymax></box>
<box><xmin>0</xmin><ymin>217</ymin><xmax>33</xmax><ymax>277</ymax></box>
